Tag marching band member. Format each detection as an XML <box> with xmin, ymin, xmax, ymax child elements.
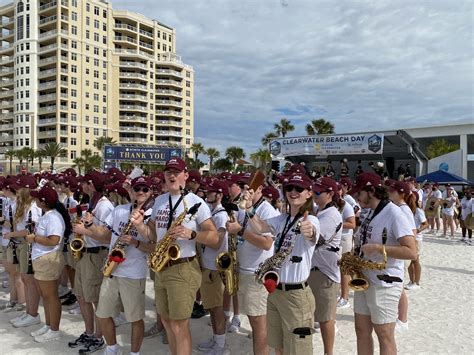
<box><xmin>70</xmin><ymin>171</ymin><xmax>114</xmax><ymax>354</ymax></box>
<box><xmin>5</xmin><ymin>176</ymin><xmax>42</xmax><ymax>328</ymax></box>
<box><xmin>83</xmin><ymin>176</ymin><xmax>155</xmax><ymax>355</ymax></box>
<box><xmin>426</xmin><ymin>184</ymin><xmax>442</xmax><ymax>235</ymax></box>
<box><xmin>226</xmin><ymin>175</ymin><xmax>280</xmax><ymax>355</ymax></box>
<box><xmin>349</xmin><ymin>172</ymin><xmax>416</xmax><ymax>355</ymax></box>
<box><xmin>198</xmin><ymin>180</ymin><xmax>230</xmax><ymax>354</ymax></box>
<box><xmin>460</xmin><ymin>187</ymin><xmax>473</xmax><ymax>243</ymax></box>
<box><xmin>308</xmin><ymin>177</ymin><xmax>343</xmax><ymax>355</ymax></box>
<box><xmin>25</xmin><ymin>185</ymin><xmax>72</xmax><ymax>342</ymax></box>
<box><xmin>441</xmin><ymin>187</ymin><xmax>458</xmax><ymax>239</ymax></box>
<box><xmin>131</xmin><ymin>158</ymin><xmax>219</xmax><ymax>355</ymax></box>
<box><xmin>264</xmin><ymin>173</ymin><xmax>319</xmax><ymax>355</ymax></box>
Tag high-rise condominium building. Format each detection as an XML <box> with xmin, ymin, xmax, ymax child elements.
<box><xmin>0</xmin><ymin>0</ymin><xmax>194</xmax><ymax>172</ymax></box>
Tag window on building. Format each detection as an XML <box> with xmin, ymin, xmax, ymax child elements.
<box><xmin>94</xmin><ymin>47</ymin><xmax>99</xmax><ymax>55</ymax></box>
<box><xmin>102</xmin><ymin>107</ymin><xmax>107</xmax><ymax>114</ymax></box>
<box><xmin>94</xmin><ymin>6</ymin><xmax>99</xmax><ymax>16</ymax></box>
<box><xmin>94</xmin><ymin>117</ymin><xmax>99</xmax><ymax>124</ymax></box>
<box><xmin>86</xmin><ymin>3</ymin><xmax>90</xmax><ymax>12</ymax></box>
<box><xmin>72</xmin><ymin>12</ymin><xmax>77</xmax><ymax>21</ymax></box>
<box><xmin>25</xmin><ymin>103</ymin><xmax>29</xmax><ymax>109</ymax></box>
<box><xmin>85</xmin><ymin>127</ymin><xmax>89</xmax><ymax>134</ymax></box>
<box><xmin>103</xmin><ymin>9</ymin><xmax>107</xmax><ymax>18</ymax></box>
<box><xmin>25</xmin><ymin>138</ymin><xmax>29</xmax><ymax>146</ymax></box>
<box><xmin>94</xmin><ymin>19</ymin><xmax>99</xmax><ymax>29</ymax></box>
<box><xmin>93</xmin><ymin>94</ymin><xmax>99</xmax><ymax>101</ymax></box>
<box><xmin>186</xmin><ymin>119</ymin><xmax>190</xmax><ymax>125</ymax></box>
<box><xmin>71</xmin><ymin>53</ymin><xmax>77</xmax><ymax>60</ymax></box>
<box><xmin>86</xmin><ymin>16</ymin><xmax>90</xmax><ymax>26</ymax></box>
<box><xmin>94</xmin><ymin>105</ymin><xmax>99</xmax><ymax>113</ymax></box>
<box><xmin>17</xmin><ymin>1</ymin><xmax>24</xmax><ymax>13</ymax></box>
<box><xmin>94</xmin><ymin>58</ymin><xmax>99</xmax><ymax>66</ymax></box>
<box><xmin>71</xmin><ymin>77</ymin><xmax>77</xmax><ymax>85</ymax></box>
<box><xmin>94</xmin><ymin>33</ymin><xmax>99</xmax><ymax>42</ymax></box>
<box><xmin>102</xmin><ymin>117</ymin><xmax>107</xmax><ymax>125</ymax></box>
<box><xmin>71</xmin><ymin>40</ymin><xmax>77</xmax><ymax>49</ymax></box>
<box><xmin>103</xmin><ymin>23</ymin><xmax>107</xmax><ymax>31</ymax></box>
<box><xmin>71</xmin><ymin>113</ymin><xmax>77</xmax><ymax>121</ymax></box>
<box><xmin>93</xmin><ymin>128</ymin><xmax>99</xmax><ymax>136</ymax></box>
<box><xmin>102</xmin><ymin>61</ymin><xmax>107</xmax><ymax>69</ymax></box>
<box><xmin>71</xmin><ymin>138</ymin><xmax>76</xmax><ymax>145</ymax></box>
<box><xmin>72</xmin><ymin>0</ymin><xmax>77</xmax><ymax>7</ymax></box>
<box><xmin>85</xmin><ymin>68</ymin><xmax>90</xmax><ymax>75</ymax></box>
<box><xmin>186</xmin><ymin>138</ymin><xmax>191</xmax><ymax>145</ymax></box>
<box><xmin>102</xmin><ymin>72</ymin><xmax>106</xmax><ymax>80</ymax></box>
<box><xmin>102</xmin><ymin>95</ymin><xmax>106</xmax><ymax>103</ymax></box>
<box><xmin>163</xmin><ymin>33</ymin><xmax>167</xmax><ymax>40</ymax></box>
<box><xmin>186</xmin><ymin>129</ymin><xmax>190</xmax><ymax>135</ymax></box>
<box><xmin>72</xmin><ymin>25</ymin><xmax>77</xmax><ymax>35</ymax></box>
<box><xmin>186</xmin><ymin>81</ymin><xmax>190</xmax><ymax>87</ymax></box>
<box><xmin>186</xmin><ymin>90</ymin><xmax>190</xmax><ymax>97</ymax></box>
<box><xmin>71</xmin><ymin>126</ymin><xmax>76</xmax><ymax>133</ymax></box>
<box><xmin>186</xmin><ymin>110</ymin><xmax>190</xmax><ymax>116</ymax></box>
<box><xmin>71</xmin><ymin>89</ymin><xmax>77</xmax><ymax>97</ymax></box>
<box><xmin>94</xmin><ymin>82</ymin><xmax>99</xmax><ymax>90</ymax></box>
<box><xmin>85</xmin><ymin>104</ymin><xmax>90</xmax><ymax>110</ymax></box>
<box><xmin>71</xmin><ymin>102</ymin><xmax>77</xmax><ymax>109</ymax></box>
<box><xmin>85</xmin><ymin>139</ymin><xmax>89</xmax><ymax>145</ymax></box>
<box><xmin>186</xmin><ymin>100</ymin><xmax>190</xmax><ymax>107</ymax></box>
<box><xmin>86</xmin><ymin>30</ymin><xmax>90</xmax><ymax>39</ymax></box>
<box><xmin>25</xmin><ymin>90</ymin><xmax>29</xmax><ymax>98</ymax></box>
<box><xmin>71</xmin><ymin>65</ymin><xmax>77</xmax><ymax>73</ymax></box>
<box><xmin>70</xmin><ymin>151</ymin><xmax>76</xmax><ymax>159</ymax></box>
<box><xmin>17</xmin><ymin>15</ymin><xmax>24</xmax><ymax>40</ymax></box>
<box><xmin>102</xmin><ymin>36</ymin><xmax>107</xmax><ymax>45</ymax></box>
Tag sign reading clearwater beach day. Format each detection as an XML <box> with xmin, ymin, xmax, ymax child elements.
<box><xmin>269</xmin><ymin>133</ymin><xmax>385</xmax><ymax>158</ymax></box>
<box><xmin>103</xmin><ymin>145</ymin><xmax>182</xmax><ymax>163</ymax></box>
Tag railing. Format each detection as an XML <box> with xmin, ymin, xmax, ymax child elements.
<box><xmin>139</xmin><ymin>29</ymin><xmax>153</xmax><ymax>37</ymax></box>
<box><xmin>39</xmin><ymin>15</ymin><xmax>57</xmax><ymax>25</ymax></box>
<box><xmin>119</xmin><ymin>126</ymin><xmax>148</xmax><ymax>133</ymax></box>
<box><xmin>139</xmin><ymin>41</ymin><xmax>153</xmax><ymax>49</ymax></box>
<box><xmin>0</xmin><ymin>91</ymin><xmax>13</xmax><ymax>98</ymax></box>
<box><xmin>114</xmin><ymin>36</ymin><xmax>137</xmax><ymax>44</ymax></box>
<box><xmin>156</xmin><ymin>130</ymin><xmax>182</xmax><ymax>137</ymax></box>
<box><xmin>0</xmin><ymin>100</ymin><xmax>13</xmax><ymax>106</ymax></box>
<box><xmin>114</xmin><ymin>48</ymin><xmax>154</xmax><ymax>60</ymax></box>
<box><xmin>0</xmin><ymin>79</ymin><xmax>13</xmax><ymax>86</ymax></box>
<box><xmin>0</xmin><ymin>30</ymin><xmax>13</xmax><ymax>38</ymax></box>
<box><xmin>39</xmin><ymin>1</ymin><xmax>58</xmax><ymax>12</ymax></box>
<box><xmin>38</xmin><ymin>81</ymin><xmax>57</xmax><ymax>89</ymax></box>
<box><xmin>0</xmin><ymin>123</ymin><xmax>13</xmax><ymax>130</ymax></box>
<box><xmin>38</xmin><ymin>130</ymin><xmax>58</xmax><ymax>138</ymax></box>
<box><xmin>156</xmin><ymin>79</ymin><xmax>182</xmax><ymax>86</ymax></box>
<box><xmin>0</xmin><ymin>68</ymin><xmax>13</xmax><ymax>74</ymax></box>
<box><xmin>120</xmin><ymin>61</ymin><xmax>147</xmax><ymax>69</ymax></box>
<box><xmin>0</xmin><ymin>56</ymin><xmax>13</xmax><ymax>63</ymax></box>
<box><xmin>119</xmin><ymin>94</ymin><xmax>148</xmax><ymax>100</ymax></box>
<box><xmin>156</xmin><ymin>68</ymin><xmax>183</xmax><ymax>77</ymax></box>
<box><xmin>0</xmin><ymin>44</ymin><xmax>13</xmax><ymax>52</ymax></box>
<box><xmin>156</xmin><ymin>120</ymin><xmax>182</xmax><ymax>127</ymax></box>
<box><xmin>114</xmin><ymin>23</ymin><xmax>137</xmax><ymax>32</ymax></box>
<box><xmin>155</xmin><ymin>99</ymin><xmax>181</xmax><ymax>106</ymax></box>
<box><xmin>119</xmin><ymin>115</ymin><xmax>148</xmax><ymax>122</ymax></box>
<box><xmin>119</xmin><ymin>137</ymin><xmax>148</xmax><ymax>143</ymax></box>
<box><xmin>156</xmin><ymin>89</ymin><xmax>182</xmax><ymax>97</ymax></box>
<box><xmin>119</xmin><ymin>104</ymin><xmax>147</xmax><ymax>111</ymax></box>
<box><xmin>39</xmin><ymin>68</ymin><xmax>57</xmax><ymax>77</ymax></box>
<box><xmin>155</xmin><ymin>110</ymin><xmax>182</xmax><ymax>117</ymax></box>
<box><xmin>0</xmin><ymin>18</ymin><xmax>14</xmax><ymax>26</ymax></box>
<box><xmin>37</xmin><ymin>118</ymin><xmax>58</xmax><ymax>125</ymax></box>
<box><xmin>119</xmin><ymin>82</ymin><xmax>147</xmax><ymax>90</ymax></box>
<box><xmin>119</xmin><ymin>72</ymin><xmax>147</xmax><ymax>79</ymax></box>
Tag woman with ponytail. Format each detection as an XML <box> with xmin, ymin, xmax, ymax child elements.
<box><xmin>25</xmin><ymin>185</ymin><xmax>72</xmax><ymax>343</ymax></box>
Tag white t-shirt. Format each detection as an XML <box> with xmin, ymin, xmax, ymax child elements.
<box><xmin>85</xmin><ymin>197</ymin><xmax>114</xmax><ymax>248</ymax></box>
<box><xmin>358</xmin><ymin>202</ymin><xmax>414</xmax><ymax>287</ymax></box>
<box><xmin>341</xmin><ymin>202</ymin><xmax>355</xmax><ymax>240</ymax></box>
<box><xmin>104</xmin><ymin>203</ymin><xmax>151</xmax><ymax>279</ymax></box>
<box><xmin>237</xmin><ymin>199</ymin><xmax>280</xmax><ymax>274</ymax></box>
<box><xmin>414</xmin><ymin>208</ymin><xmax>427</xmax><ymax>241</ymax></box>
<box><xmin>202</xmin><ymin>204</ymin><xmax>229</xmax><ymax>270</ymax></box>
<box><xmin>15</xmin><ymin>202</ymin><xmax>42</xmax><ymax>233</ymax></box>
<box><xmin>441</xmin><ymin>196</ymin><xmax>457</xmax><ymax>216</ymax></box>
<box><xmin>0</xmin><ymin>197</ymin><xmax>11</xmax><ymax>247</ymax></box>
<box><xmin>343</xmin><ymin>194</ymin><xmax>359</xmax><ymax>211</ymax></box>
<box><xmin>311</xmin><ymin>206</ymin><xmax>343</xmax><ymax>283</ymax></box>
<box><xmin>63</xmin><ymin>195</ymin><xmax>78</xmax><ymax>240</ymax></box>
<box><xmin>266</xmin><ymin>214</ymin><xmax>319</xmax><ymax>283</ymax></box>
<box><xmin>399</xmin><ymin>204</ymin><xmax>417</xmax><ymax>234</ymax></box>
<box><xmin>151</xmin><ymin>192</ymin><xmax>212</xmax><ymax>258</ymax></box>
<box><xmin>460</xmin><ymin>197</ymin><xmax>473</xmax><ymax>220</ymax></box>
<box><xmin>32</xmin><ymin>209</ymin><xmax>65</xmax><ymax>260</ymax></box>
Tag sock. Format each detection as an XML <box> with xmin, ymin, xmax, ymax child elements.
<box><xmin>196</xmin><ymin>300</ymin><xmax>203</xmax><ymax>306</ymax></box>
<box><xmin>224</xmin><ymin>311</ymin><xmax>232</xmax><ymax>319</ymax></box>
<box><xmin>107</xmin><ymin>344</ymin><xmax>119</xmax><ymax>352</ymax></box>
<box><xmin>49</xmin><ymin>329</ymin><xmax>59</xmax><ymax>334</ymax></box>
<box><xmin>86</xmin><ymin>333</ymin><xmax>94</xmax><ymax>337</ymax></box>
<box><xmin>214</xmin><ymin>334</ymin><xmax>226</xmax><ymax>348</ymax></box>
<box><xmin>232</xmin><ymin>314</ymin><xmax>241</xmax><ymax>322</ymax></box>
<box><xmin>130</xmin><ymin>352</ymin><xmax>140</xmax><ymax>355</ymax></box>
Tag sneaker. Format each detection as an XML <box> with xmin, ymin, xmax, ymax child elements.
<box><xmin>227</xmin><ymin>316</ymin><xmax>241</xmax><ymax>333</ymax></box>
<box><xmin>2</xmin><ymin>280</ymin><xmax>8</xmax><ymax>288</ymax></box>
<box><xmin>13</xmin><ymin>313</ymin><xmax>41</xmax><ymax>328</ymax></box>
<box><xmin>313</xmin><ymin>322</ymin><xmax>321</xmax><ymax>333</ymax></box>
<box><xmin>10</xmin><ymin>312</ymin><xmax>27</xmax><ymax>323</ymax></box>
<box><xmin>458</xmin><ymin>238</ymin><xmax>466</xmax><ymax>243</ymax></box>
<box><xmin>1</xmin><ymin>300</ymin><xmax>16</xmax><ymax>311</ymax></box>
<box><xmin>208</xmin><ymin>343</ymin><xmax>231</xmax><ymax>355</ymax></box>
<box><xmin>13</xmin><ymin>303</ymin><xmax>26</xmax><ymax>312</ymax></box>
<box><xmin>406</xmin><ymin>283</ymin><xmax>420</xmax><ymax>290</ymax></box>
<box><xmin>191</xmin><ymin>302</ymin><xmax>208</xmax><ymax>319</ymax></box>
<box><xmin>336</xmin><ymin>297</ymin><xmax>350</xmax><ymax>309</ymax></box>
<box><xmin>466</xmin><ymin>239</ymin><xmax>473</xmax><ymax>245</ymax></box>
<box><xmin>67</xmin><ymin>301</ymin><xmax>80</xmax><ymax>311</ymax></box>
<box><xmin>102</xmin><ymin>344</ymin><xmax>123</xmax><ymax>355</ymax></box>
<box><xmin>113</xmin><ymin>313</ymin><xmax>129</xmax><ymax>327</ymax></box>
<box><xmin>68</xmin><ymin>305</ymin><xmax>82</xmax><ymax>315</ymax></box>
<box><xmin>79</xmin><ymin>337</ymin><xmax>105</xmax><ymax>354</ymax></box>
<box><xmin>61</xmin><ymin>293</ymin><xmax>77</xmax><ymax>306</ymax></box>
<box><xmin>143</xmin><ymin>322</ymin><xmax>164</xmax><ymax>338</ymax></box>
<box><xmin>395</xmin><ymin>319</ymin><xmax>409</xmax><ymax>333</ymax></box>
<box><xmin>31</xmin><ymin>324</ymin><xmax>50</xmax><ymax>337</ymax></box>
<box><xmin>197</xmin><ymin>337</ymin><xmax>215</xmax><ymax>351</ymax></box>
<box><xmin>68</xmin><ymin>332</ymin><xmax>93</xmax><ymax>348</ymax></box>
<box><xmin>404</xmin><ymin>282</ymin><xmax>414</xmax><ymax>290</ymax></box>
<box><xmin>34</xmin><ymin>329</ymin><xmax>60</xmax><ymax>343</ymax></box>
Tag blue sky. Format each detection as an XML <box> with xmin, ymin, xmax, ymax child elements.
<box><xmin>115</xmin><ymin>0</ymin><xmax>473</xmax><ymax>158</ymax></box>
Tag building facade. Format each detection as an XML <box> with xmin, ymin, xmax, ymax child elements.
<box><xmin>0</xmin><ymin>0</ymin><xmax>194</xmax><ymax>173</ymax></box>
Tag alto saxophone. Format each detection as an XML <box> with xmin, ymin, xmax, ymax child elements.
<box><xmin>70</xmin><ymin>206</ymin><xmax>85</xmax><ymax>260</ymax></box>
<box><xmin>339</xmin><ymin>228</ymin><xmax>388</xmax><ymax>291</ymax></box>
<box><xmin>216</xmin><ymin>208</ymin><xmax>239</xmax><ymax>296</ymax></box>
<box><xmin>148</xmin><ymin>199</ymin><xmax>202</xmax><ymax>272</ymax></box>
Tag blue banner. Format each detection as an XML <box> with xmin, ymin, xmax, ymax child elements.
<box><xmin>103</xmin><ymin>145</ymin><xmax>182</xmax><ymax>163</ymax></box>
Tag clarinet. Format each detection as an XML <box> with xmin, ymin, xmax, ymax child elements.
<box><xmin>9</xmin><ymin>205</ymin><xmax>18</xmax><ymax>265</ymax></box>
<box><xmin>26</xmin><ymin>211</ymin><xmax>34</xmax><ymax>275</ymax></box>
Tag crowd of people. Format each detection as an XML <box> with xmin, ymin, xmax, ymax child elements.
<box><xmin>0</xmin><ymin>158</ymin><xmax>472</xmax><ymax>355</ymax></box>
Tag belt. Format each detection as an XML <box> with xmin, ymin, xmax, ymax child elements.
<box><xmin>311</xmin><ymin>266</ymin><xmax>320</xmax><ymax>272</ymax></box>
<box><xmin>276</xmin><ymin>281</ymin><xmax>308</xmax><ymax>291</ymax></box>
<box><xmin>84</xmin><ymin>246</ymin><xmax>108</xmax><ymax>254</ymax></box>
<box><xmin>165</xmin><ymin>256</ymin><xmax>195</xmax><ymax>268</ymax></box>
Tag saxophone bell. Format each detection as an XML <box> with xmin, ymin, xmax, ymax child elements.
<box><xmin>167</xmin><ymin>244</ymin><xmax>181</xmax><ymax>261</ymax></box>
<box><xmin>262</xmin><ymin>271</ymin><xmax>279</xmax><ymax>293</ymax></box>
<box><xmin>348</xmin><ymin>271</ymin><xmax>369</xmax><ymax>291</ymax></box>
<box><xmin>70</xmin><ymin>238</ymin><xmax>85</xmax><ymax>260</ymax></box>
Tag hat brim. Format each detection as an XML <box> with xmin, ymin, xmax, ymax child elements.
<box><xmin>284</xmin><ymin>181</ymin><xmax>311</xmax><ymax>191</ymax></box>
<box><xmin>348</xmin><ymin>184</ymin><xmax>364</xmax><ymax>195</ymax></box>
<box><xmin>312</xmin><ymin>184</ymin><xmax>330</xmax><ymax>193</ymax></box>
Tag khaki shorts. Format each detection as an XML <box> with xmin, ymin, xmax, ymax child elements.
<box><xmin>1</xmin><ymin>246</ymin><xmax>7</xmax><ymax>261</ymax></box>
<box><xmin>267</xmin><ymin>286</ymin><xmax>315</xmax><ymax>354</ymax></box>
<box><xmin>96</xmin><ymin>276</ymin><xmax>146</xmax><ymax>322</ymax></box>
<box><xmin>154</xmin><ymin>258</ymin><xmax>202</xmax><ymax>320</ymax></box>
<box><xmin>237</xmin><ymin>273</ymin><xmax>268</xmax><ymax>317</ymax></box>
<box><xmin>33</xmin><ymin>251</ymin><xmax>65</xmax><ymax>281</ymax></box>
<box><xmin>354</xmin><ymin>283</ymin><xmax>403</xmax><ymax>324</ymax></box>
<box><xmin>63</xmin><ymin>244</ymin><xmax>77</xmax><ymax>269</ymax></box>
<box><xmin>74</xmin><ymin>249</ymin><xmax>108</xmax><ymax>303</ymax></box>
<box><xmin>308</xmin><ymin>269</ymin><xmax>339</xmax><ymax>322</ymax></box>
<box><xmin>340</xmin><ymin>235</ymin><xmax>352</xmax><ymax>254</ymax></box>
<box><xmin>8</xmin><ymin>243</ymin><xmax>29</xmax><ymax>274</ymax></box>
<box><xmin>200</xmin><ymin>269</ymin><xmax>224</xmax><ymax>310</ymax></box>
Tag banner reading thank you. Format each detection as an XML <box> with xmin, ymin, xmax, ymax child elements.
<box><xmin>270</xmin><ymin>133</ymin><xmax>384</xmax><ymax>157</ymax></box>
<box><xmin>103</xmin><ymin>145</ymin><xmax>182</xmax><ymax>163</ymax></box>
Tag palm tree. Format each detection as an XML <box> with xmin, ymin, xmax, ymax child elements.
<box><xmin>79</xmin><ymin>149</ymin><xmax>102</xmax><ymax>172</ymax></box>
<box><xmin>190</xmin><ymin>142</ymin><xmax>205</xmax><ymax>163</ymax></box>
<box><xmin>15</xmin><ymin>147</ymin><xmax>30</xmax><ymax>169</ymax></box>
<box><xmin>72</xmin><ymin>157</ymin><xmax>86</xmax><ymax>175</ymax></box>
<box><xmin>261</xmin><ymin>132</ymin><xmax>278</xmax><ymax>146</ymax></box>
<box><xmin>93</xmin><ymin>136</ymin><xmax>116</xmax><ymax>155</ymax></box>
<box><xmin>274</xmin><ymin>118</ymin><xmax>294</xmax><ymax>138</ymax></box>
<box><xmin>35</xmin><ymin>150</ymin><xmax>46</xmax><ymax>171</ymax></box>
<box><xmin>426</xmin><ymin>139</ymin><xmax>460</xmax><ymax>159</ymax></box>
<box><xmin>213</xmin><ymin>158</ymin><xmax>233</xmax><ymax>172</ymax></box>
<box><xmin>5</xmin><ymin>149</ymin><xmax>16</xmax><ymax>174</ymax></box>
<box><xmin>305</xmin><ymin>118</ymin><xmax>335</xmax><ymax>135</ymax></box>
<box><xmin>225</xmin><ymin>146</ymin><xmax>245</xmax><ymax>168</ymax></box>
<box><xmin>24</xmin><ymin>148</ymin><xmax>35</xmax><ymax>168</ymax></box>
<box><xmin>40</xmin><ymin>142</ymin><xmax>67</xmax><ymax>171</ymax></box>
<box><xmin>250</xmin><ymin>149</ymin><xmax>272</xmax><ymax>170</ymax></box>
<box><xmin>205</xmin><ymin>148</ymin><xmax>220</xmax><ymax>173</ymax></box>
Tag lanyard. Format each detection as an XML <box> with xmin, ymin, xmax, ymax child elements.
<box><xmin>276</xmin><ymin>212</ymin><xmax>302</xmax><ymax>253</ymax></box>
<box><xmin>167</xmin><ymin>193</ymin><xmax>185</xmax><ymax>230</ymax></box>
<box><xmin>359</xmin><ymin>199</ymin><xmax>390</xmax><ymax>256</ymax></box>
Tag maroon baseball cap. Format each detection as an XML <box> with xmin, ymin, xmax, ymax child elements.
<box><xmin>312</xmin><ymin>177</ymin><xmax>339</xmax><ymax>193</ymax></box>
<box><xmin>229</xmin><ymin>174</ymin><xmax>247</xmax><ymax>185</ymax></box>
<box><xmin>339</xmin><ymin>177</ymin><xmax>352</xmax><ymax>188</ymax></box>
<box><xmin>388</xmin><ymin>180</ymin><xmax>411</xmax><ymax>194</ymax></box>
<box><xmin>349</xmin><ymin>172</ymin><xmax>382</xmax><ymax>194</ymax></box>
<box><xmin>81</xmin><ymin>171</ymin><xmax>105</xmax><ymax>191</ymax></box>
<box><xmin>283</xmin><ymin>173</ymin><xmax>312</xmax><ymax>190</ymax></box>
<box><xmin>131</xmin><ymin>176</ymin><xmax>151</xmax><ymax>188</ymax></box>
<box><xmin>187</xmin><ymin>170</ymin><xmax>201</xmax><ymax>184</ymax></box>
<box><xmin>207</xmin><ymin>180</ymin><xmax>228</xmax><ymax>196</ymax></box>
<box><xmin>262</xmin><ymin>186</ymin><xmax>280</xmax><ymax>200</ymax></box>
<box><xmin>64</xmin><ymin>168</ymin><xmax>77</xmax><ymax>177</ymax></box>
<box><xmin>164</xmin><ymin>157</ymin><xmax>186</xmax><ymax>172</ymax></box>
<box><xmin>30</xmin><ymin>185</ymin><xmax>58</xmax><ymax>206</ymax></box>
<box><xmin>10</xmin><ymin>175</ymin><xmax>37</xmax><ymax>190</ymax></box>
<box><xmin>289</xmin><ymin>164</ymin><xmax>306</xmax><ymax>174</ymax></box>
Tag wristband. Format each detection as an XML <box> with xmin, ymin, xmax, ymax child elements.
<box><xmin>190</xmin><ymin>231</ymin><xmax>197</xmax><ymax>240</ymax></box>
<box><xmin>237</xmin><ymin>227</ymin><xmax>245</xmax><ymax>237</ymax></box>
<box><xmin>84</xmin><ymin>221</ymin><xmax>93</xmax><ymax>228</ymax></box>
<box><xmin>33</xmin><ymin>236</ymin><xmax>37</xmax><ymax>243</ymax></box>
<box><xmin>135</xmin><ymin>240</ymin><xmax>140</xmax><ymax>248</ymax></box>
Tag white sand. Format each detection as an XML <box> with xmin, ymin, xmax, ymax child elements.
<box><xmin>1</xmin><ymin>230</ymin><xmax>473</xmax><ymax>354</ymax></box>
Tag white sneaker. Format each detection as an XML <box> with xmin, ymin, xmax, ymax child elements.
<box><xmin>208</xmin><ymin>343</ymin><xmax>231</xmax><ymax>355</ymax></box>
<box><xmin>31</xmin><ymin>324</ymin><xmax>50</xmax><ymax>337</ymax></box>
<box><xmin>313</xmin><ymin>322</ymin><xmax>321</xmax><ymax>333</ymax></box>
<box><xmin>197</xmin><ymin>337</ymin><xmax>215</xmax><ymax>351</ymax></box>
<box><xmin>395</xmin><ymin>319</ymin><xmax>409</xmax><ymax>333</ymax></box>
<box><xmin>404</xmin><ymin>282</ymin><xmax>414</xmax><ymax>290</ymax></box>
<box><xmin>13</xmin><ymin>313</ymin><xmax>41</xmax><ymax>328</ymax></box>
<box><xmin>34</xmin><ymin>329</ymin><xmax>60</xmax><ymax>343</ymax></box>
<box><xmin>102</xmin><ymin>344</ymin><xmax>123</xmax><ymax>355</ymax></box>
<box><xmin>58</xmin><ymin>285</ymin><xmax>71</xmax><ymax>298</ymax></box>
<box><xmin>406</xmin><ymin>283</ymin><xmax>420</xmax><ymax>290</ymax></box>
<box><xmin>10</xmin><ymin>312</ymin><xmax>27</xmax><ymax>323</ymax></box>
<box><xmin>227</xmin><ymin>316</ymin><xmax>241</xmax><ymax>333</ymax></box>
<box><xmin>336</xmin><ymin>297</ymin><xmax>350</xmax><ymax>308</ymax></box>
<box><xmin>68</xmin><ymin>305</ymin><xmax>82</xmax><ymax>315</ymax></box>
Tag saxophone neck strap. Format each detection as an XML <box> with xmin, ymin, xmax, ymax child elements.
<box><xmin>276</xmin><ymin>212</ymin><xmax>302</xmax><ymax>253</ymax></box>
<box><xmin>167</xmin><ymin>191</ymin><xmax>187</xmax><ymax>230</ymax></box>
<box><xmin>359</xmin><ymin>199</ymin><xmax>390</xmax><ymax>255</ymax></box>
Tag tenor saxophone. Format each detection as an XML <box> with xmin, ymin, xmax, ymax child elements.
<box><xmin>70</xmin><ymin>207</ymin><xmax>85</xmax><ymax>260</ymax></box>
<box><xmin>216</xmin><ymin>210</ymin><xmax>239</xmax><ymax>296</ymax></box>
<box><xmin>148</xmin><ymin>199</ymin><xmax>202</xmax><ymax>272</ymax></box>
<box><xmin>339</xmin><ymin>228</ymin><xmax>388</xmax><ymax>291</ymax></box>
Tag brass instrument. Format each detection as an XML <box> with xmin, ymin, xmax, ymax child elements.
<box><xmin>339</xmin><ymin>228</ymin><xmax>388</xmax><ymax>291</ymax></box>
<box><xmin>238</xmin><ymin>170</ymin><xmax>266</xmax><ymax>209</ymax></box>
<box><xmin>465</xmin><ymin>213</ymin><xmax>474</xmax><ymax>229</ymax></box>
<box><xmin>103</xmin><ymin>197</ymin><xmax>155</xmax><ymax>277</ymax></box>
<box><xmin>70</xmin><ymin>205</ymin><xmax>85</xmax><ymax>260</ymax></box>
<box><xmin>216</xmin><ymin>204</ymin><xmax>239</xmax><ymax>296</ymax></box>
<box><xmin>26</xmin><ymin>211</ymin><xmax>34</xmax><ymax>275</ymax></box>
<box><xmin>424</xmin><ymin>197</ymin><xmax>437</xmax><ymax>218</ymax></box>
<box><xmin>148</xmin><ymin>198</ymin><xmax>202</xmax><ymax>272</ymax></box>
<box><xmin>441</xmin><ymin>199</ymin><xmax>453</xmax><ymax>209</ymax></box>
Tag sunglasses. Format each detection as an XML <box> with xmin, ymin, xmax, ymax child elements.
<box><xmin>284</xmin><ymin>185</ymin><xmax>305</xmax><ymax>193</ymax></box>
<box><xmin>313</xmin><ymin>190</ymin><xmax>329</xmax><ymax>196</ymax></box>
<box><xmin>133</xmin><ymin>186</ymin><xmax>150</xmax><ymax>193</ymax></box>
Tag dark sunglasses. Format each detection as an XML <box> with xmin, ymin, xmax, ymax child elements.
<box><xmin>313</xmin><ymin>190</ymin><xmax>328</xmax><ymax>196</ymax></box>
<box><xmin>284</xmin><ymin>185</ymin><xmax>305</xmax><ymax>193</ymax></box>
<box><xmin>133</xmin><ymin>186</ymin><xmax>149</xmax><ymax>193</ymax></box>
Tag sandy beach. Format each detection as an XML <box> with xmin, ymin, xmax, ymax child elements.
<box><xmin>1</xmin><ymin>230</ymin><xmax>473</xmax><ymax>355</ymax></box>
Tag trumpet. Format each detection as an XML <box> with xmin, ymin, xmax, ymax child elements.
<box><xmin>70</xmin><ymin>205</ymin><xmax>85</xmax><ymax>260</ymax></box>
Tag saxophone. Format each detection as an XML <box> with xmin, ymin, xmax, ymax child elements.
<box><xmin>216</xmin><ymin>205</ymin><xmax>239</xmax><ymax>296</ymax></box>
<box><xmin>255</xmin><ymin>219</ymin><xmax>301</xmax><ymax>293</ymax></box>
<box><xmin>148</xmin><ymin>198</ymin><xmax>202</xmax><ymax>272</ymax></box>
<box><xmin>339</xmin><ymin>228</ymin><xmax>388</xmax><ymax>291</ymax></box>
<box><xmin>70</xmin><ymin>206</ymin><xmax>85</xmax><ymax>260</ymax></box>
